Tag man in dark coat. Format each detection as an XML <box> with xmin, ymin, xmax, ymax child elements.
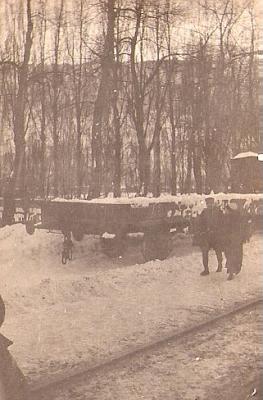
<box><xmin>195</xmin><ymin>197</ymin><xmax>224</xmax><ymax>276</ymax></box>
<box><xmin>223</xmin><ymin>200</ymin><xmax>246</xmax><ymax>280</ymax></box>
<box><xmin>0</xmin><ymin>295</ymin><xmax>29</xmax><ymax>400</ymax></box>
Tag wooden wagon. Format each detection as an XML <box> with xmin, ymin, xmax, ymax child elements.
<box><xmin>24</xmin><ymin>198</ymin><xmax>191</xmax><ymax>262</ymax></box>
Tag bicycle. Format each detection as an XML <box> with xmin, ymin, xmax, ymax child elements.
<box><xmin>61</xmin><ymin>237</ymin><xmax>73</xmax><ymax>264</ymax></box>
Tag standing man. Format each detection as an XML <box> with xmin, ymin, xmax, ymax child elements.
<box><xmin>223</xmin><ymin>199</ymin><xmax>246</xmax><ymax>280</ymax></box>
<box><xmin>196</xmin><ymin>197</ymin><xmax>224</xmax><ymax>276</ymax></box>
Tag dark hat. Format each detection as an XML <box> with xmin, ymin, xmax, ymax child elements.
<box><xmin>0</xmin><ymin>295</ymin><xmax>5</xmax><ymax>327</ymax></box>
<box><xmin>205</xmin><ymin>197</ymin><xmax>215</xmax><ymax>204</ymax></box>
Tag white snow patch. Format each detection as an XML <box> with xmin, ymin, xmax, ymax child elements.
<box><xmin>102</xmin><ymin>232</ymin><xmax>116</xmax><ymax>239</ymax></box>
<box><xmin>52</xmin><ymin>192</ymin><xmax>263</xmax><ymax>207</ymax></box>
<box><xmin>232</xmin><ymin>151</ymin><xmax>258</xmax><ymax>159</ymax></box>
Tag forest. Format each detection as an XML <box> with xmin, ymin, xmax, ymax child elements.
<box><xmin>0</xmin><ymin>0</ymin><xmax>260</xmax><ymax>199</ymax></box>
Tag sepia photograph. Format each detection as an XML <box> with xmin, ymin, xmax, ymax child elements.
<box><xmin>0</xmin><ymin>0</ymin><xmax>262</xmax><ymax>399</ymax></box>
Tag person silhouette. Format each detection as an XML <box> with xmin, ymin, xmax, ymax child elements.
<box><xmin>0</xmin><ymin>295</ymin><xmax>29</xmax><ymax>400</ymax></box>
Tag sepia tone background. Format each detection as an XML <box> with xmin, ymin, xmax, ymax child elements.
<box><xmin>0</xmin><ymin>1</ymin><xmax>262</xmax><ymax>400</ymax></box>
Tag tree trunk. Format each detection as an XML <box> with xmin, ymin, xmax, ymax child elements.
<box><xmin>109</xmin><ymin>0</ymin><xmax>122</xmax><ymax>198</ymax></box>
<box><xmin>75</xmin><ymin>0</ymin><xmax>84</xmax><ymax>198</ymax></box>
<box><xmin>113</xmin><ymin>103</ymin><xmax>121</xmax><ymax>197</ymax></box>
<box><xmin>76</xmin><ymin>103</ymin><xmax>82</xmax><ymax>197</ymax></box>
<box><xmin>152</xmin><ymin>7</ymin><xmax>161</xmax><ymax>198</ymax></box>
<box><xmin>153</xmin><ymin>131</ymin><xmax>161</xmax><ymax>197</ymax></box>
<box><xmin>168</xmin><ymin>76</ymin><xmax>177</xmax><ymax>195</ymax></box>
<box><xmin>137</xmin><ymin>140</ymin><xmax>150</xmax><ymax>196</ymax></box>
<box><xmin>184</xmin><ymin>142</ymin><xmax>193</xmax><ymax>193</ymax></box>
<box><xmin>90</xmin><ymin>0</ymin><xmax>115</xmax><ymax>199</ymax></box>
<box><xmin>90</xmin><ymin>75</ymin><xmax>107</xmax><ymax>198</ymax></box>
<box><xmin>51</xmin><ymin>0</ymin><xmax>64</xmax><ymax>197</ymax></box>
<box><xmin>52</xmin><ymin>98</ymin><xmax>59</xmax><ymax>197</ymax></box>
<box><xmin>40</xmin><ymin>81</ymin><xmax>46</xmax><ymax>198</ymax></box>
<box><xmin>193</xmin><ymin>144</ymin><xmax>202</xmax><ymax>193</ymax></box>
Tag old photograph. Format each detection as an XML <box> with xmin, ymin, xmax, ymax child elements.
<box><xmin>0</xmin><ymin>0</ymin><xmax>262</xmax><ymax>399</ymax></box>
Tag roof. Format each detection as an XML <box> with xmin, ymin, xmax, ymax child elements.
<box><xmin>232</xmin><ymin>151</ymin><xmax>259</xmax><ymax>160</ymax></box>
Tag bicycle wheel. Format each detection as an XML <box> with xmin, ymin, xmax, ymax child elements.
<box><xmin>62</xmin><ymin>250</ymin><xmax>67</xmax><ymax>264</ymax></box>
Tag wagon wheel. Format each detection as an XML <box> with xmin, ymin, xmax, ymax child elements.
<box><xmin>157</xmin><ymin>231</ymin><xmax>172</xmax><ymax>260</ymax></box>
<box><xmin>61</xmin><ymin>249</ymin><xmax>68</xmax><ymax>264</ymax></box>
<box><xmin>100</xmin><ymin>232</ymin><xmax>126</xmax><ymax>258</ymax></box>
<box><xmin>142</xmin><ymin>230</ymin><xmax>172</xmax><ymax>262</ymax></box>
<box><xmin>142</xmin><ymin>233</ymin><xmax>157</xmax><ymax>262</ymax></box>
<box><xmin>72</xmin><ymin>226</ymin><xmax>85</xmax><ymax>242</ymax></box>
<box><xmin>25</xmin><ymin>220</ymin><xmax>35</xmax><ymax>235</ymax></box>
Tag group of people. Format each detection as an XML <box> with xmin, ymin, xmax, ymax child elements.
<box><xmin>194</xmin><ymin>197</ymin><xmax>250</xmax><ymax>280</ymax></box>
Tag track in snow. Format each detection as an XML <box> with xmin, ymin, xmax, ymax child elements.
<box><xmin>29</xmin><ymin>297</ymin><xmax>262</xmax><ymax>400</ymax></box>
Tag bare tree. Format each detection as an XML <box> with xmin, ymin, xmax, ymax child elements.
<box><xmin>37</xmin><ymin>0</ymin><xmax>48</xmax><ymax>197</ymax></box>
<box><xmin>165</xmin><ymin>6</ymin><xmax>177</xmax><ymax>195</ymax></box>
<box><xmin>127</xmin><ymin>1</ymin><xmax>169</xmax><ymax>195</ymax></box>
<box><xmin>12</xmin><ymin>0</ymin><xmax>33</xmax><ymax>194</ymax></box>
<box><xmin>66</xmin><ymin>0</ymin><xmax>90</xmax><ymax>197</ymax></box>
<box><xmin>50</xmin><ymin>0</ymin><xmax>64</xmax><ymax>197</ymax></box>
<box><xmin>111</xmin><ymin>0</ymin><xmax>124</xmax><ymax>198</ymax></box>
<box><xmin>89</xmin><ymin>0</ymin><xmax>115</xmax><ymax>198</ymax></box>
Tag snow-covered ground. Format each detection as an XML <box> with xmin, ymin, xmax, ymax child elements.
<box><xmin>0</xmin><ymin>224</ymin><xmax>262</xmax><ymax>384</ymax></box>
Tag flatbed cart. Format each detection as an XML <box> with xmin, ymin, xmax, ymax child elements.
<box><xmin>23</xmin><ymin>198</ymin><xmax>191</xmax><ymax>263</ymax></box>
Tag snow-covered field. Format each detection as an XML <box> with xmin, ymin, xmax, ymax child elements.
<box><xmin>0</xmin><ymin>224</ymin><xmax>262</xmax><ymax>384</ymax></box>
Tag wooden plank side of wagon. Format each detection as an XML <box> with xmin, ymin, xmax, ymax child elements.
<box><xmin>40</xmin><ymin>201</ymin><xmax>132</xmax><ymax>235</ymax></box>
<box><xmin>128</xmin><ymin>201</ymin><xmax>183</xmax><ymax>231</ymax></box>
<box><xmin>34</xmin><ymin>198</ymin><xmax>190</xmax><ymax>235</ymax></box>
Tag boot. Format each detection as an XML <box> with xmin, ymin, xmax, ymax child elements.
<box><xmin>235</xmin><ymin>265</ymin><xmax>242</xmax><ymax>275</ymax></box>
<box><xmin>227</xmin><ymin>273</ymin><xmax>234</xmax><ymax>281</ymax></box>
<box><xmin>200</xmin><ymin>270</ymin><xmax>209</xmax><ymax>276</ymax></box>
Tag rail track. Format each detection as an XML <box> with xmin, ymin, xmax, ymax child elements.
<box><xmin>29</xmin><ymin>296</ymin><xmax>262</xmax><ymax>400</ymax></box>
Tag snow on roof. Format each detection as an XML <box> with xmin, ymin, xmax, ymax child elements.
<box><xmin>232</xmin><ymin>151</ymin><xmax>258</xmax><ymax>159</ymax></box>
